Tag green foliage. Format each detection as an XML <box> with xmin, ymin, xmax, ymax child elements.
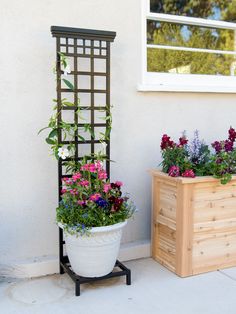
<box><xmin>209</xmin><ymin>150</ymin><xmax>236</xmax><ymax>184</ymax></box>
<box><xmin>38</xmin><ymin>53</ymin><xmax>112</xmax><ymax>171</ymax></box>
<box><xmin>161</xmin><ymin>146</ymin><xmax>191</xmax><ymax>173</ymax></box>
<box><xmin>148</xmin><ymin>1</ymin><xmax>236</xmax><ymax>75</ymax></box>
<box><xmin>62</xmin><ymin>78</ymin><xmax>74</xmax><ymax>90</ymax></box>
<box><xmin>189</xmin><ymin>144</ymin><xmax>211</xmax><ymax>176</ymax></box>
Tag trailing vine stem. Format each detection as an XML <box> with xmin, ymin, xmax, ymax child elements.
<box><xmin>38</xmin><ymin>52</ymin><xmax>112</xmax><ymax>173</ymax></box>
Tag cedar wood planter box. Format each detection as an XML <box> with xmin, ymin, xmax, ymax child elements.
<box><xmin>150</xmin><ymin>169</ymin><xmax>236</xmax><ymax>277</ymax></box>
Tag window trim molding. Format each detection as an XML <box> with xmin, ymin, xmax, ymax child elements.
<box><xmin>139</xmin><ymin>0</ymin><xmax>236</xmax><ymax>93</ymax></box>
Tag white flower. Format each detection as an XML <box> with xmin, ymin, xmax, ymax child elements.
<box><xmin>63</xmin><ymin>64</ymin><xmax>71</xmax><ymax>76</ymax></box>
<box><xmin>58</xmin><ymin>147</ymin><xmax>70</xmax><ymax>160</ymax></box>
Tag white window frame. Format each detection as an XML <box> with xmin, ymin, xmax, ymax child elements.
<box><xmin>138</xmin><ymin>0</ymin><xmax>236</xmax><ymax>93</ymax></box>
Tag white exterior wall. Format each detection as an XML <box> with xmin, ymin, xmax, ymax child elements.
<box><xmin>1</xmin><ymin>0</ymin><xmax>236</xmax><ymax>277</ymax></box>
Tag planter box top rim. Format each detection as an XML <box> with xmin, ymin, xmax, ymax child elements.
<box><xmin>149</xmin><ymin>169</ymin><xmax>236</xmax><ymax>184</ymax></box>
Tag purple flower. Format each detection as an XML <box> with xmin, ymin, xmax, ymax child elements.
<box><xmin>228</xmin><ymin>127</ymin><xmax>236</xmax><ymax>142</ymax></box>
<box><xmin>224</xmin><ymin>140</ymin><xmax>234</xmax><ymax>152</ymax></box>
<box><xmin>186</xmin><ymin>130</ymin><xmax>207</xmax><ymax>164</ymax></box>
<box><xmin>212</xmin><ymin>141</ymin><xmax>222</xmax><ymax>153</ymax></box>
<box><xmin>95</xmin><ymin>197</ymin><xmax>109</xmax><ymax>208</ymax></box>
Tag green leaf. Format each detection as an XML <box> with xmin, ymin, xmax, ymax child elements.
<box><xmin>84</xmin><ymin>124</ymin><xmax>90</xmax><ymax>132</ymax></box>
<box><xmin>38</xmin><ymin>126</ymin><xmax>49</xmax><ymax>135</ymax></box>
<box><xmin>63</xmin><ymin>101</ymin><xmax>75</xmax><ymax>107</ymax></box>
<box><xmin>46</xmin><ymin>138</ymin><xmax>56</xmax><ymax>145</ymax></box>
<box><xmin>48</xmin><ymin>129</ymin><xmax>58</xmax><ymax>138</ymax></box>
<box><xmin>62</xmin><ymin>79</ymin><xmax>74</xmax><ymax>90</ymax></box>
<box><xmin>78</xmin><ymin>135</ymin><xmax>85</xmax><ymax>142</ymax></box>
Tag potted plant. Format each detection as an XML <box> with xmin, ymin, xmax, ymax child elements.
<box><xmin>57</xmin><ymin>160</ymin><xmax>135</xmax><ymax>277</ymax></box>
<box><xmin>39</xmin><ymin>53</ymin><xmax>135</xmax><ymax>278</ymax></box>
<box><xmin>150</xmin><ymin>128</ymin><xmax>236</xmax><ymax>277</ymax></box>
<box><xmin>160</xmin><ymin>128</ymin><xmax>236</xmax><ymax>184</ymax></box>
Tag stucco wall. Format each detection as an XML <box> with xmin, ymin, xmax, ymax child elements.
<box><xmin>1</xmin><ymin>0</ymin><xmax>236</xmax><ymax>274</ymax></box>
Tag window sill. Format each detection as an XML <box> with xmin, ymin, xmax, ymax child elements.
<box><xmin>137</xmin><ymin>83</ymin><xmax>236</xmax><ymax>94</ymax></box>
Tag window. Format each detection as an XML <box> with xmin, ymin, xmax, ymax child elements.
<box><xmin>139</xmin><ymin>0</ymin><xmax>236</xmax><ymax>92</ymax></box>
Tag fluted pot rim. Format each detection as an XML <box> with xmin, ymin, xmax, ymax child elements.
<box><xmin>58</xmin><ymin>220</ymin><xmax>127</xmax><ymax>234</ymax></box>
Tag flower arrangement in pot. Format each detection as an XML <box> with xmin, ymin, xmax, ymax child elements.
<box><xmin>39</xmin><ymin>53</ymin><xmax>136</xmax><ymax>278</ymax></box>
<box><xmin>160</xmin><ymin>127</ymin><xmax>236</xmax><ymax>184</ymax></box>
<box><xmin>57</xmin><ymin>160</ymin><xmax>135</xmax><ymax>277</ymax></box>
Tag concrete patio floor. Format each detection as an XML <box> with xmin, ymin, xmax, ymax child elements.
<box><xmin>1</xmin><ymin>258</ymin><xmax>236</xmax><ymax>314</ymax></box>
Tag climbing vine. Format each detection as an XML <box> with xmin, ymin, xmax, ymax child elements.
<box><xmin>38</xmin><ymin>53</ymin><xmax>112</xmax><ymax>173</ymax></box>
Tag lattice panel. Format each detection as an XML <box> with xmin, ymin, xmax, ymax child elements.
<box><xmin>51</xmin><ymin>27</ymin><xmax>117</xmax><ymax>288</ymax></box>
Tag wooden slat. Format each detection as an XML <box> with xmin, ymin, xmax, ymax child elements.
<box><xmin>151</xmin><ymin>177</ymin><xmax>160</xmax><ymax>258</ymax></box>
<box><xmin>193</xmin><ymin>232</ymin><xmax>236</xmax><ymax>272</ymax></box>
<box><xmin>175</xmin><ymin>183</ymin><xmax>194</xmax><ymax>277</ymax></box>
<box><xmin>156</xmin><ymin>215</ymin><xmax>176</xmax><ymax>230</ymax></box>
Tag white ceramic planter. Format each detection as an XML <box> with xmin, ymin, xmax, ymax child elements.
<box><xmin>59</xmin><ymin>221</ymin><xmax>127</xmax><ymax>277</ymax></box>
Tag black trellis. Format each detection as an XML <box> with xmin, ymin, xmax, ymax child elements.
<box><xmin>51</xmin><ymin>26</ymin><xmax>131</xmax><ymax>296</ymax></box>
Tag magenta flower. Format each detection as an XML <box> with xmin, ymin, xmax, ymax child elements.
<box><xmin>95</xmin><ymin>160</ymin><xmax>103</xmax><ymax>170</ymax></box>
<box><xmin>70</xmin><ymin>189</ymin><xmax>78</xmax><ymax>195</ymax></box>
<box><xmin>182</xmin><ymin>169</ymin><xmax>195</xmax><ymax>178</ymax></box>
<box><xmin>178</xmin><ymin>136</ymin><xmax>188</xmax><ymax>147</ymax></box>
<box><xmin>98</xmin><ymin>170</ymin><xmax>107</xmax><ymax>180</ymax></box>
<box><xmin>168</xmin><ymin>166</ymin><xmax>180</xmax><ymax>177</ymax></box>
<box><xmin>115</xmin><ymin>181</ymin><xmax>123</xmax><ymax>187</ymax></box>
<box><xmin>228</xmin><ymin>127</ymin><xmax>236</xmax><ymax>142</ymax></box>
<box><xmin>77</xmin><ymin>200</ymin><xmax>86</xmax><ymax>206</ymax></box>
<box><xmin>79</xmin><ymin>180</ymin><xmax>89</xmax><ymax>187</ymax></box>
<box><xmin>80</xmin><ymin>164</ymin><xmax>90</xmax><ymax>171</ymax></box>
<box><xmin>61</xmin><ymin>188</ymin><xmax>67</xmax><ymax>194</ymax></box>
<box><xmin>72</xmin><ymin>172</ymin><xmax>82</xmax><ymax>182</ymax></box>
<box><xmin>212</xmin><ymin>141</ymin><xmax>222</xmax><ymax>153</ymax></box>
<box><xmin>224</xmin><ymin>140</ymin><xmax>234</xmax><ymax>152</ymax></box>
<box><xmin>89</xmin><ymin>193</ymin><xmax>101</xmax><ymax>201</ymax></box>
<box><xmin>161</xmin><ymin>134</ymin><xmax>175</xmax><ymax>150</ymax></box>
<box><xmin>89</xmin><ymin>164</ymin><xmax>97</xmax><ymax>173</ymax></box>
<box><xmin>103</xmin><ymin>183</ymin><xmax>111</xmax><ymax>193</ymax></box>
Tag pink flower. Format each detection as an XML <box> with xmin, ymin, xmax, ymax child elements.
<box><xmin>61</xmin><ymin>188</ymin><xmax>67</xmax><ymax>194</ymax></box>
<box><xmin>79</xmin><ymin>180</ymin><xmax>89</xmax><ymax>187</ymax></box>
<box><xmin>80</xmin><ymin>164</ymin><xmax>90</xmax><ymax>171</ymax></box>
<box><xmin>168</xmin><ymin>165</ymin><xmax>180</xmax><ymax>177</ymax></box>
<box><xmin>95</xmin><ymin>160</ymin><xmax>103</xmax><ymax>170</ymax></box>
<box><xmin>62</xmin><ymin>177</ymin><xmax>73</xmax><ymax>185</ymax></box>
<box><xmin>182</xmin><ymin>169</ymin><xmax>195</xmax><ymax>178</ymax></box>
<box><xmin>72</xmin><ymin>172</ymin><xmax>82</xmax><ymax>182</ymax></box>
<box><xmin>77</xmin><ymin>200</ymin><xmax>86</xmax><ymax>206</ymax></box>
<box><xmin>89</xmin><ymin>193</ymin><xmax>101</xmax><ymax>201</ymax></box>
<box><xmin>98</xmin><ymin>170</ymin><xmax>107</xmax><ymax>180</ymax></box>
<box><xmin>70</xmin><ymin>188</ymin><xmax>78</xmax><ymax>195</ymax></box>
<box><xmin>103</xmin><ymin>183</ymin><xmax>111</xmax><ymax>193</ymax></box>
<box><xmin>89</xmin><ymin>164</ymin><xmax>97</xmax><ymax>173</ymax></box>
<box><xmin>115</xmin><ymin>181</ymin><xmax>123</xmax><ymax>187</ymax></box>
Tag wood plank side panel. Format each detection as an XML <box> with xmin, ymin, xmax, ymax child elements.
<box><xmin>151</xmin><ymin>177</ymin><xmax>160</xmax><ymax>258</ymax></box>
<box><xmin>176</xmin><ymin>183</ymin><xmax>194</xmax><ymax>277</ymax></box>
<box><xmin>152</xmin><ymin>177</ymin><xmax>177</xmax><ymax>273</ymax></box>
<box><xmin>192</xmin><ymin>181</ymin><xmax>236</xmax><ymax>274</ymax></box>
